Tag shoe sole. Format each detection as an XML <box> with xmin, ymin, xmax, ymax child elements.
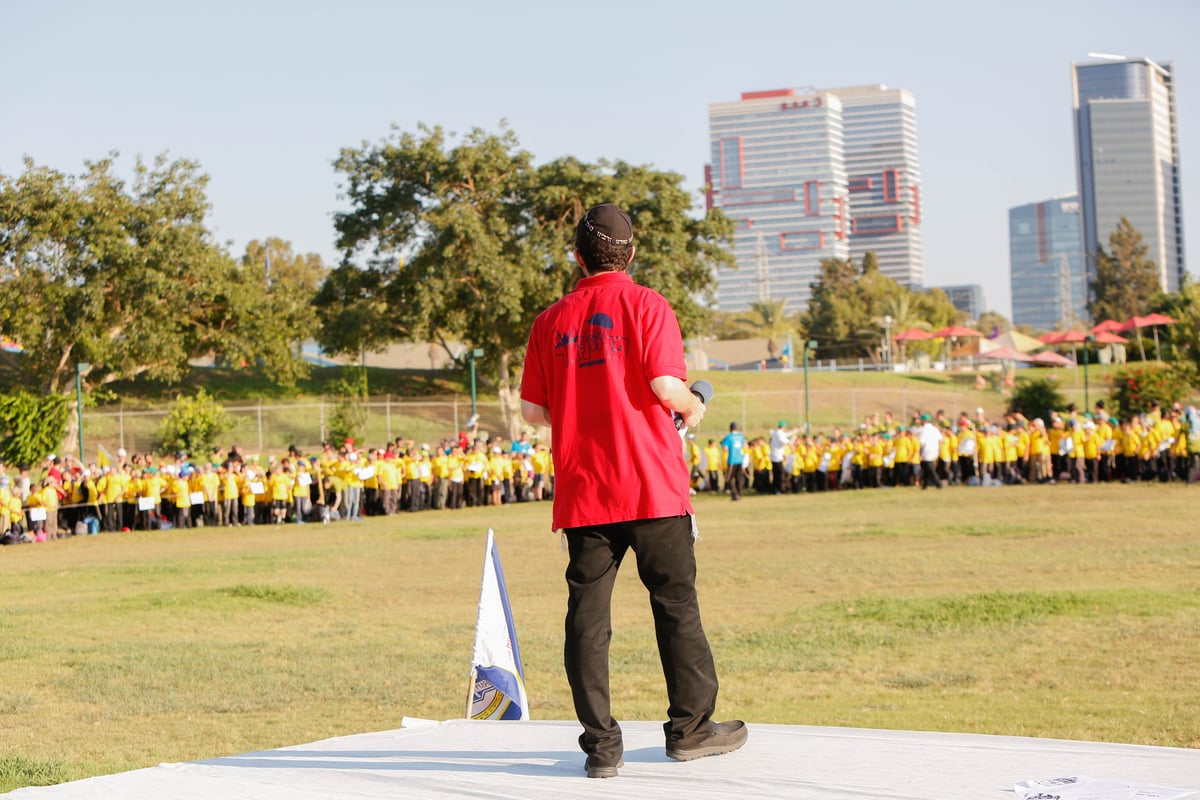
<box><xmin>585</xmin><ymin>758</ymin><xmax>623</xmax><ymax>779</ymax></box>
<box><xmin>666</xmin><ymin>729</ymin><xmax>748</xmax><ymax>762</ymax></box>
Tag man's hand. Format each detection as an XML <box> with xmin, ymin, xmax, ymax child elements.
<box><xmin>650</xmin><ymin>376</ymin><xmax>705</xmax><ymax>429</ymax></box>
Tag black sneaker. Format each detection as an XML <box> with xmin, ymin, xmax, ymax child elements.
<box><xmin>666</xmin><ymin>720</ymin><xmax>748</xmax><ymax>761</ymax></box>
<box><xmin>584</xmin><ymin>756</ymin><xmax>623</xmax><ymax>779</ymax></box>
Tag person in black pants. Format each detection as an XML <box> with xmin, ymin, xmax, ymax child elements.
<box><xmin>521</xmin><ymin>204</ymin><xmax>746</xmax><ymax>780</ymax></box>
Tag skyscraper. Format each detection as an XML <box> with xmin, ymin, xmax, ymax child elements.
<box><xmin>1072</xmin><ymin>56</ymin><xmax>1185</xmax><ymax>295</ymax></box>
<box><xmin>706</xmin><ymin>89</ymin><xmax>848</xmax><ymax>312</ymax></box>
<box><xmin>706</xmin><ymin>85</ymin><xmax>922</xmax><ymax>311</ymax></box>
<box><xmin>1009</xmin><ymin>195</ymin><xmax>1086</xmax><ymax>331</ymax></box>
<box><xmin>830</xmin><ymin>85</ymin><xmax>924</xmax><ymax>289</ymax></box>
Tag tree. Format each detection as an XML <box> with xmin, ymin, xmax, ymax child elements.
<box><xmin>731</xmin><ymin>299</ymin><xmax>798</xmax><ymax>360</ymax></box>
<box><xmin>1151</xmin><ymin>276</ymin><xmax>1200</xmax><ymax>370</ymax></box>
<box><xmin>243</xmin><ymin>238</ymin><xmax>327</xmax><ymax>293</ymax></box>
<box><xmin>156</xmin><ymin>388</ymin><xmax>234</xmax><ymax>457</ymax></box>
<box><xmin>0</xmin><ymin>392</ymin><xmax>69</xmax><ymax>467</ymax></box>
<box><xmin>803</xmin><ymin>256</ymin><xmax>871</xmax><ymax>360</ymax></box>
<box><xmin>0</xmin><ymin>155</ymin><xmax>311</xmax><ymax>394</ymax></box>
<box><xmin>802</xmin><ymin>252</ymin><xmax>958</xmax><ymax>363</ymax></box>
<box><xmin>1089</xmin><ymin>217</ymin><xmax>1160</xmax><ymax>323</ymax></box>
<box><xmin>321</xmin><ymin>124</ymin><xmax>734</xmax><ymax>436</ymax></box>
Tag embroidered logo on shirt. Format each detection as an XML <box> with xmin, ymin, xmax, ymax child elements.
<box><xmin>553</xmin><ymin>314</ymin><xmax>628</xmax><ymax>368</ymax></box>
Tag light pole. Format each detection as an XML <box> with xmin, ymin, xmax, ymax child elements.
<box><xmin>469</xmin><ymin>348</ymin><xmax>484</xmax><ymax>418</ymax></box>
<box><xmin>1082</xmin><ymin>334</ymin><xmax>1094</xmax><ymax>410</ymax></box>
<box><xmin>882</xmin><ymin>315</ymin><xmax>894</xmax><ymax>370</ymax></box>
<box><xmin>75</xmin><ymin>362</ymin><xmax>90</xmax><ymax>462</ymax></box>
<box><xmin>803</xmin><ymin>340</ymin><xmax>818</xmax><ymax>435</ymax></box>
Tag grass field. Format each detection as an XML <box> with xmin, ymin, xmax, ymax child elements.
<box><xmin>1</xmin><ymin>483</ymin><xmax>1198</xmax><ymax>791</ymax></box>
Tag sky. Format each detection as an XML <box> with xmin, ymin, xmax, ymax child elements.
<box><xmin>4</xmin><ymin>0</ymin><xmax>1198</xmax><ymax>320</ymax></box>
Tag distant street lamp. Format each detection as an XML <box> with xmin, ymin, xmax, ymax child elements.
<box><xmin>803</xmin><ymin>340</ymin><xmax>818</xmax><ymax>435</ymax></box>
<box><xmin>75</xmin><ymin>362</ymin><xmax>90</xmax><ymax>462</ymax></box>
<box><xmin>1083</xmin><ymin>334</ymin><xmax>1095</xmax><ymax>410</ymax></box>
<box><xmin>469</xmin><ymin>348</ymin><xmax>484</xmax><ymax>418</ymax></box>
<box><xmin>882</xmin><ymin>315</ymin><xmax>894</xmax><ymax>370</ymax></box>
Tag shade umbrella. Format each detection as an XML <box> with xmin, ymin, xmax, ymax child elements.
<box><xmin>1091</xmin><ymin>330</ymin><xmax>1127</xmax><ymax>345</ymax></box>
<box><xmin>1031</xmin><ymin>350</ymin><xmax>1073</xmax><ymax>367</ymax></box>
<box><xmin>1090</xmin><ymin>319</ymin><xmax>1124</xmax><ymax>335</ymax></box>
<box><xmin>933</xmin><ymin>325</ymin><xmax>983</xmax><ymax>368</ymax></box>
<box><xmin>980</xmin><ymin>345</ymin><xmax>1034</xmax><ymax>362</ymax></box>
<box><xmin>1119</xmin><ymin>314</ymin><xmax>1176</xmax><ymax>361</ymax></box>
<box><xmin>1037</xmin><ymin>331</ymin><xmax>1065</xmax><ymax>344</ymax></box>
<box><xmin>892</xmin><ymin>328</ymin><xmax>933</xmax><ymax>342</ymax></box>
<box><xmin>932</xmin><ymin>325</ymin><xmax>984</xmax><ymax>338</ymax></box>
<box><xmin>1054</xmin><ymin>330</ymin><xmax>1089</xmax><ymax>344</ymax></box>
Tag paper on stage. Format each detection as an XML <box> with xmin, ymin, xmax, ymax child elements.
<box><xmin>1014</xmin><ymin>776</ymin><xmax>1195</xmax><ymax>799</ymax></box>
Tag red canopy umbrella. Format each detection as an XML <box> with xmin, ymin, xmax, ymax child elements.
<box><xmin>1090</xmin><ymin>319</ymin><xmax>1124</xmax><ymax>334</ymax></box>
<box><xmin>980</xmin><ymin>345</ymin><xmax>1034</xmax><ymax>362</ymax></box>
<box><xmin>1119</xmin><ymin>314</ymin><xmax>1176</xmax><ymax>360</ymax></box>
<box><xmin>893</xmin><ymin>328</ymin><xmax>933</xmax><ymax>342</ymax></box>
<box><xmin>1141</xmin><ymin>312</ymin><xmax>1177</xmax><ymax>326</ymax></box>
<box><xmin>1031</xmin><ymin>350</ymin><xmax>1073</xmax><ymax>367</ymax></box>
<box><xmin>933</xmin><ymin>325</ymin><xmax>984</xmax><ymax>338</ymax></box>
<box><xmin>1091</xmin><ymin>330</ymin><xmax>1127</xmax><ymax>345</ymax></box>
<box><xmin>1037</xmin><ymin>331</ymin><xmax>1065</xmax><ymax>344</ymax></box>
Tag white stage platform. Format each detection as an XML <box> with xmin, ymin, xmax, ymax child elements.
<box><xmin>7</xmin><ymin>720</ymin><xmax>1198</xmax><ymax>799</ymax></box>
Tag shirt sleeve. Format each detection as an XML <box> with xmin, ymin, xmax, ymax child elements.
<box><xmin>520</xmin><ymin>316</ymin><xmax>549</xmax><ymax>408</ymax></box>
<box><xmin>640</xmin><ymin>292</ymin><xmax>687</xmax><ymax>383</ymax></box>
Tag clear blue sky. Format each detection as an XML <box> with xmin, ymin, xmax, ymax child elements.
<box><xmin>4</xmin><ymin>0</ymin><xmax>1197</xmax><ymax>320</ymax></box>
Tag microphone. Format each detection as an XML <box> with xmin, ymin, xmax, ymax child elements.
<box><xmin>676</xmin><ymin>379</ymin><xmax>714</xmax><ymax>431</ymax></box>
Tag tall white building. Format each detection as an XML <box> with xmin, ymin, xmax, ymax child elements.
<box><xmin>706</xmin><ymin>89</ymin><xmax>849</xmax><ymax>311</ymax></box>
<box><xmin>1072</xmin><ymin>56</ymin><xmax>1185</xmax><ymax>295</ymax></box>
<box><xmin>706</xmin><ymin>85</ymin><xmax>922</xmax><ymax>312</ymax></box>
<box><xmin>830</xmin><ymin>85</ymin><xmax>924</xmax><ymax>289</ymax></box>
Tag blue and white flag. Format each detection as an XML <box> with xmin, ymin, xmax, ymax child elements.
<box><xmin>467</xmin><ymin>529</ymin><xmax>529</xmax><ymax>720</ymax></box>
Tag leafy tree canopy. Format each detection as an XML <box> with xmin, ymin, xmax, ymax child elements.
<box><xmin>1089</xmin><ymin>216</ymin><xmax>1160</xmax><ymax>323</ymax></box>
<box><xmin>802</xmin><ymin>253</ymin><xmax>959</xmax><ymax>363</ymax></box>
<box><xmin>0</xmin><ymin>154</ymin><xmax>310</xmax><ymax>393</ymax></box>
<box><xmin>320</xmin><ymin>124</ymin><xmax>735</xmax><ymax>434</ymax></box>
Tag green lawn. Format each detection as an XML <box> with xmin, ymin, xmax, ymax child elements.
<box><xmin>0</xmin><ymin>483</ymin><xmax>1197</xmax><ymax>790</ymax></box>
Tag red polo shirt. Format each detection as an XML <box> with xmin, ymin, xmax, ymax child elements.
<box><xmin>521</xmin><ymin>271</ymin><xmax>694</xmax><ymax>530</ymax></box>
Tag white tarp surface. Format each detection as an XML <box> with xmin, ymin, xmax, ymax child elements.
<box><xmin>6</xmin><ymin>720</ymin><xmax>1198</xmax><ymax>799</ymax></box>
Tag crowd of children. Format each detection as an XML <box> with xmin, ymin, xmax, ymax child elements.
<box><xmin>687</xmin><ymin>400</ymin><xmax>1200</xmax><ymax>495</ymax></box>
<box><xmin>0</xmin><ymin>428</ymin><xmax>555</xmax><ymax>544</ymax></box>
<box><xmin>3</xmin><ymin>400</ymin><xmax>1197</xmax><ymax>545</ymax></box>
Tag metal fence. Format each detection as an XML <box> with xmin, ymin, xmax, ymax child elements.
<box><xmin>80</xmin><ymin>386</ymin><xmax>1020</xmax><ymax>458</ymax></box>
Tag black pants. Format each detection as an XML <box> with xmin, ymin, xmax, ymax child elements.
<box><xmin>564</xmin><ymin>515</ymin><xmax>719</xmax><ymax>765</ymax></box>
<box><xmin>726</xmin><ymin>464</ymin><xmax>743</xmax><ymax>500</ymax></box>
<box><xmin>920</xmin><ymin>460</ymin><xmax>941</xmax><ymax>489</ymax></box>
<box><xmin>771</xmin><ymin>461</ymin><xmax>785</xmax><ymax>494</ymax></box>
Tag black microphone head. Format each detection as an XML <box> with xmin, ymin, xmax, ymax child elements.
<box><xmin>690</xmin><ymin>379</ymin><xmax>714</xmax><ymax>404</ymax></box>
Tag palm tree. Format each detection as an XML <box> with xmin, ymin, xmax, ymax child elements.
<box><xmin>866</xmin><ymin>293</ymin><xmax>930</xmax><ymax>366</ymax></box>
<box><xmin>732</xmin><ymin>299</ymin><xmax>799</xmax><ymax>361</ymax></box>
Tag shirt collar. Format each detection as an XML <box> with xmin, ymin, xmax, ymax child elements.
<box><xmin>576</xmin><ymin>270</ymin><xmax>632</xmax><ymax>289</ymax></box>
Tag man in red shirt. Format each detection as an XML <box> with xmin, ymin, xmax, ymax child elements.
<box><xmin>521</xmin><ymin>203</ymin><xmax>746</xmax><ymax>779</ymax></box>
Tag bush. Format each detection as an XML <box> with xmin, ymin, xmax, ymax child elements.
<box><xmin>326</xmin><ymin>366</ymin><xmax>368</xmax><ymax>445</ymax></box>
<box><xmin>156</xmin><ymin>389</ymin><xmax>234</xmax><ymax>457</ymax></box>
<box><xmin>1008</xmin><ymin>378</ymin><xmax>1066</xmax><ymax>422</ymax></box>
<box><xmin>1107</xmin><ymin>363</ymin><xmax>1198</xmax><ymax>420</ymax></box>
<box><xmin>0</xmin><ymin>393</ymin><xmax>69</xmax><ymax>467</ymax></box>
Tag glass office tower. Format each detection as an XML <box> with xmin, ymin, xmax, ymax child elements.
<box><xmin>1009</xmin><ymin>195</ymin><xmax>1086</xmax><ymax>331</ymax></box>
<box><xmin>706</xmin><ymin>89</ymin><xmax>849</xmax><ymax>312</ymax></box>
<box><xmin>1072</xmin><ymin>57</ymin><xmax>1185</xmax><ymax>294</ymax></box>
<box><xmin>830</xmin><ymin>85</ymin><xmax>924</xmax><ymax>289</ymax></box>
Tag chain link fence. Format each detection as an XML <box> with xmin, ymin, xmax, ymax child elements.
<box><xmin>80</xmin><ymin>385</ymin><xmax>1015</xmax><ymax>458</ymax></box>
